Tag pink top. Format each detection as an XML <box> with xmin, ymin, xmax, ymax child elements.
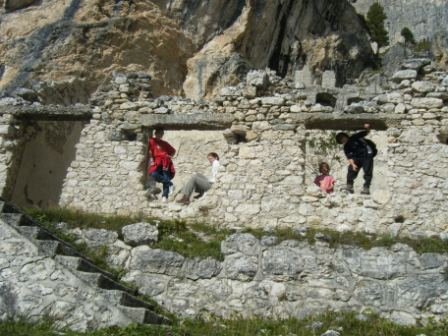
<box><xmin>314</xmin><ymin>175</ymin><xmax>336</xmax><ymax>193</ymax></box>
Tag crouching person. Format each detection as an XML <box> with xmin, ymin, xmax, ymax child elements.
<box><xmin>335</xmin><ymin>123</ymin><xmax>377</xmax><ymax>195</ymax></box>
<box><xmin>177</xmin><ymin>152</ymin><xmax>220</xmax><ymax>205</ymax></box>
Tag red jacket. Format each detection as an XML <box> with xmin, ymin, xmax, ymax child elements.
<box><xmin>147</xmin><ymin>138</ymin><xmax>176</xmax><ymax>177</ymax></box>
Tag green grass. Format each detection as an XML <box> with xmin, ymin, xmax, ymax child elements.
<box><xmin>246</xmin><ymin>226</ymin><xmax>448</xmax><ymax>255</ymax></box>
<box><xmin>25</xmin><ymin>207</ymin><xmax>229</xmax><ymax>261</ymax></box>
<box><xmin>25</xmin><ymin>207</ymin><xmax>448</xmax><ymax>263</ymax></box>
<box><xmin>2</xmin><ymin>312</ymin><xmax>448</xmax><ymax>336</ymax></box>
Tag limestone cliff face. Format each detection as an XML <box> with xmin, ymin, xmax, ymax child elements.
<box><xmin>0</xmin><ymin>0</ymin><xmax>374</xmax><ymax>102</ymax></box>
<box><xmin>353</xmin><ymin>0</ymin><xmax>448</xmax><ymax>44</ymax></box>
<box><xmin>157</xmin><ymin>0</ymin><xmax>375</xmax><ymax>99</ymax></box>
<box><xmin>0</xmin><ymin>0</ymin><xmax>194</xmax><ymax>102</ymax></box>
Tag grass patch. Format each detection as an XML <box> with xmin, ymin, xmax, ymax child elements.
<box><xmin>25</xmin><ymin>207</ymin><xmax>229</xmax><ymax>261</ymax></box>
<box><xmin>2</xmin><ymin>312</ymin><xmax>448</xmax><ymax>336</ymax></box>
<box><xmin>246</xmin><ymin>226</ymin><xmax>448</xmax><ymax>255</ymax></box>
<box><xmin>25</xmin><ymin>207</ymin><xmax>448</xmax><ymax>262</ymax></box>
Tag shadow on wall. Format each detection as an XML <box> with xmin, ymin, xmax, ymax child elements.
<box><xmin>10</xmin><ymin>121</ymin><xmax>85</xmax><ymax>208</ymax></box>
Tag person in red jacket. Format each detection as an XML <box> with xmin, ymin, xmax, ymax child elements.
<box><xmin>147</xmin><ymin>128</ymin><xmax>176</xmax><ymax>202</ymax></box>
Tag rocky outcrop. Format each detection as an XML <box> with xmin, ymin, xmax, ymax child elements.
<box><xmin>353</xmin><ymin>0</ymin><xmax>448</xmax><ymax>45</ymax></box>
<box><xmin>0</xmin><ymin>1</ymin><xmax>194</xmax><ymax>101</ymax></box>
<box><xmin>159</xmin><ymin>0</ymin><xmax>375</xmax><ymax>99</ymax></box>
<box><xmin>0</xmin><ymin>0</ymin><xmax>374</xmax><ymax>101</ymax></box>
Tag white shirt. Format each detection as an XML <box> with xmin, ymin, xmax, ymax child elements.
<box><xmin>209</xmin><ymin>160</ymin><xmax>220</xmax><ymax>183</ymax></box>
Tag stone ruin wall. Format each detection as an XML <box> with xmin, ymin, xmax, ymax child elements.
<box><xmin>56</xmin><ymin>66</ymin><xmax>448</xmax><ymax>239</ymax></box>
<box><xmin>0</xmin><ymin>64</ymin><xmax>448</xmax><ymax>239</ymax></box>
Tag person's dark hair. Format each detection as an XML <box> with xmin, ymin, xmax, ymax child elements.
<box><xmin>154</xmin><ymin>128</ymin><xmax>164</xmax><ymax>135</ymax></box>
<box><xmin>207</xmin><ymin>152</ymin><xmax>219</xmax><ymax>160</ymax></box>
<box><xmin>318</xmin><ymin>162</ymin><xmax>330</xmax><ymax>174</ymax></box>
<box><xmin>335</xmin><ymin>132</ymin><xmax>349</xmax><ymax>144</ymax></box>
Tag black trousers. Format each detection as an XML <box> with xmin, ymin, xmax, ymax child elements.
<box><xmin>347</xmin><ymin>157</ymin><xmax>374</xmax><ymax>188</ymax></box>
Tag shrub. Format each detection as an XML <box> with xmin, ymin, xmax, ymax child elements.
<box><xmin>366</xmin><ymin>3</ymin><xmax>389</xmax><ymax>48</ymax></box>
<box><xmin>401</xmin><ymin>27</ymin><xmax>416</xmax><ymax>45</ymax></box>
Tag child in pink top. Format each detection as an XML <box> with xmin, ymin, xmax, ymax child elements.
<box><xmin>314</xmin><ymin>162</ymin><xmax>336</xmax><ymax>193</ymax></box>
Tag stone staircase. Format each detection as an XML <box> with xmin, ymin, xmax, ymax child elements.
<box><xmin>0</xmin><ymin>199</ymin><xmax>169</xmax><ymax>326</ymax></box>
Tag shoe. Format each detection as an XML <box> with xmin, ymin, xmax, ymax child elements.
<box><xmin>176</xmin><ymin>195</ymin><xmax>190</xmax><ymax>205</ymax></box>
<box><xmin>345</xmin><ymin>184</ymin><xmax>354</xmax><ymax>194</ymax></box>
<box><xmin>162</xmin><ymin>196</ymin><xmax>168</xmax><ymax>203</ymax></box>
<box><xmin>169</xmin><ymin>184</ymin><xmax>175</xmax><ymax>196</ymax></box>
<box><xmin>361</xmin><ymin>187</ymin><xmax>370</xmax><ymax>195</ymax></box>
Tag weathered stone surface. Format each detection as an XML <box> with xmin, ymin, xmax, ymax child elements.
<box><xmin>221</xmin><ymin>233</ymin><xmax>260</xmax><ymax>256</ymax></box>
<box><xmin>411</xmin><ymin>98</ymin><xmax>443</xmax><ymax>109</ymax></box>
<box><xmin>183</xmin><ymin>257</ymin><xmax>222</xmax><ymax>280</ymax></box>
<box><xmin>127</xmin><ymin>246</ymin><xmax>185</xmax><ymax>276</ymax></box>
<box><xmin>221</xmin><ymin>253</ymin><xmax>258</xmax><ymax>281</ymax></box>
<box><xmin>392</xmin><ymin>70</ymin><xmax>417</xmax><ymax>82</ymax></box>
<box><xmin>122</xmin><ymin>222</ymin><xmax>159</xmax><ymax>246</ymax></box>
<box><xmin>0</xmin><ymin>220</ymin><xmax>132</xmax><ymax>331</ymax></box>
<box><xmin>442</xmin><ymin>75</ymin><xmax>448</xmax><ymax>86</ymax></box>
<box><xmin>411</xmin><ymin>81</ymin><xmax>435</xmax><ymax>93</ymax></box>
<box><xmin>246</xmin><ymin>70</ymin><xmax>270</xmax><ymax>88</ymax></box>
<box><xmin>112</xmin><ymin>231</ymin><xmax>448</xmax><ymax>324</ymax></box>
<box><xmin>140</xmin><ymin>113</ymin><xmax>233</xmax><ymax>130</ymax></box>
<box><xmin>71</xmin><ymin>228</ymin><xmax>118</xmax><ymax>248</ymax></box>
<box><xmin>353</xmin><ymin>0</ymin><xmax>448</xmax><ymax>46</ymax></box>
<box><xmin>262</xmin><ymin>246</ymin><xmax>305</xmax><ymax>280</ymax></box>
<box><xmin>261</xmin><ymin>96</ymin><xmax>285</xmax><ymax>106</ymax></box>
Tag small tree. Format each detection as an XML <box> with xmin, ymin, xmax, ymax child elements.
<box><xmin>401</xmin><ymin>27</ymin><xmax>416</xmax><ymax>45</ymax></box>
<box><xmin>366</xmin><ymin>3</ymin><xmax>389</xmax><ymax>48</ymax></box>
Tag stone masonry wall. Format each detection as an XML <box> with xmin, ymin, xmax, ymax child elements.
<box><xmin>0</xmin><ymin>63</ymin><xmax>445</xmax><ymax>239</ymax></box>
<box><xmin>54</xmin><ymin>65</ymin><xmax>448</xmax><ymax>238</ymax></box>
<box><xmin>0</xmin><ymin>218</ymin><xmax>133</xmax><ymax>331</ymax></box>
<box><xmin>72</xmin><ymin>227</ymin><xmax>448</xmax><ymax>326</ymax></box>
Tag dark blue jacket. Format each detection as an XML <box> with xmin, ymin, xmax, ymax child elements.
<box><xmin>344</xmin><ymin>131</ymin><xmax>377</xmax><ymax>159</ymax></box>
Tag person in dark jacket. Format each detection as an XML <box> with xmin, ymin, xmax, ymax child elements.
<box><xmin>335</xmin><ymin>123</ymin><xmax>377</xmax><ymax>195</ymax></box>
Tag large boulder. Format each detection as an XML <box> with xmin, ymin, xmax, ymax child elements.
<box><xmin>122</xmin><ymin>222</ymin><xmax>159</xmax><ymax>246</ymax></box>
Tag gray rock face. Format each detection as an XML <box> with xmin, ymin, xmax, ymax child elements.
<box><xmin>246</xmin><ymin>70</ymin><xmax>270</xmax><ymax>89</ymax></box>
<box><xmin>353</xmin><ymin>0</ymin><xmax>448</xmax><ymax>44</ymax></box>
<box><xmin>221</xmin><ymin>233</ymin><xmax>260</xmax><ymax>256</ymax></box>
<box><xmin>0</xmin><ymin>219</ymin><xmax>132</xmax><ymax>331</ymax></box>
<box><xmin>411</xmin><ymin>81</ymin><xmax>435</xmax><ymax>93</ymax></box>
<box><xmin>122</xmin><ymin>222</ymin><xmax>159</xmax><ymax>246</ymax></box>
<box><xmin>411</xmin><ymin>98</ymin><xmax>443</xmax><ymax>109</ymax></box>
<box><xmin>392</xmin><ymin>70</ymin><xmax>417</xmax><ymax>82</ymax></box>
<box><xmin>127</xmin><ymin>246</ymin><xmax>185</xmax><ymax>276</ymax></box>
<box><xmin>70</xmin><ymin>228</ymin><xmax>118</xmax><ymax>248</ymax></box>
<box><xmin>158</xmin><ymin>0</ymin><xmax>374</xmax><ymax>99</ymax></box>
<box><xmin>116</xmin><ymin>233</ymin><xmax>448</xmax><ymax>324</ymax></box>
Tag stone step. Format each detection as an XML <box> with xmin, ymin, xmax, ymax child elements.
<box><xmin>73</xmin><ymin>270</ymin><xmax>128</xmax><ymax>291</ymax></box>
<box><xmin>117</xmin><ymin>305</ymin><xmax>168</xmax><ymax>325</ymax></box>
<box><xmin>36</xmin><ymin>239</ymin><xmax>61</xmax><ymax>257</ymax></box>
<box><xmin>0</xmin><ymin>213</ymin><xmax>35</xmax><ymax>227</ymax></box>
<box><xmin>0</xmin><ymin>200</ymin><xmax>20</xmax><ymax>214</ymax></box>
<box><xmin>16</xmin><ymin>225</ymin><xmax>54</xmax><ymax>240</ymax></box>
<box><xmin>55</xmin><ymin>255</ymin><xmax>109</xmax><ymax>274</ymax></box>
<box><xmin>99</xmin><ymin>289</ymin><xmax>155</xmax><ymax>310</ymax></box>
